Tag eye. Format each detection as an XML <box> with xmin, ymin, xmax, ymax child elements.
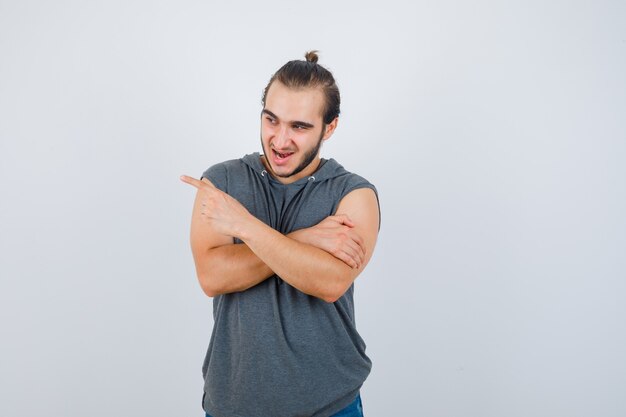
<box><xmin>292</xmin><ymin>124</ymin><xmax>306</xmax><ymax>130</ymax></box>
<box><xmin>265</xmin><ymin>116</ymin><xmax>277</xmax><ymax>124</ymax></box>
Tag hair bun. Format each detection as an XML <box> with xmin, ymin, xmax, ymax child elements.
<box><xmin>305</xmin><ymin>50</ymin><xmax>319</xmax><ymax>64</ymax></box>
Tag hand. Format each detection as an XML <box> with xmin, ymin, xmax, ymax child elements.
<box><xmin>180</xmin><ymin>175</ymin><xmax>252</xmax><ymax>238</ymax></box>
<box><xmin>291</xmin><ymin>214</ymin><xmax>366</xmax><ymax>269</ymax></box>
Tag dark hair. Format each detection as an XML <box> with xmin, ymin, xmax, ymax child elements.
<box><xmin>261</xmin><ymin>51</ymin><xmax>340</xmax><ymax>124</ymax></box>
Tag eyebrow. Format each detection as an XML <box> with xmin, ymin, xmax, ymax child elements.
<box><xmin>261</xmin><ymin>109</ymin><xmax>315</xmax><ymax>129</ymax></box>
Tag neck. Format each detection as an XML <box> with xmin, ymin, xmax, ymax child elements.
<box><xmin>260</xmin><ymin>155</ymin><xmax>321</xmax><ymax>184</ymax></box>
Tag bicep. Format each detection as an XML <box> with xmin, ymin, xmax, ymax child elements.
<box><xmin>335</xmin><ymin>188</ymin><xmax>380</xmax><ymax>269</ymax></box>
<box><xmin>189</xmin><ymin>188</ymin><xmax>233</xmax><ymax>259</ymax></box>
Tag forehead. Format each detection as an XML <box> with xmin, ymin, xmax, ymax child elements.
<box><xmin>265</xmin><ymin>81</ymin><xmax>325</xmax><ymax>122</ymax></box>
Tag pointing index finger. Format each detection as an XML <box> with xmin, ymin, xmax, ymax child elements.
<box><xmin>180</xmin><ymin>175</ymin><xmax>206</xmax><ymax>189</ymax></box>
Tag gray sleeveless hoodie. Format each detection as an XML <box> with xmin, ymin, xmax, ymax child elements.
<box><xmin>200</xmin><ymin>153</ymin><xmax>377</xmax><ymax>417</ymax></box>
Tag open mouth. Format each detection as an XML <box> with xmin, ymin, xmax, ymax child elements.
<box><xmin>273</xmin><ymin>149</ymin><xmax>294</xmax><ymax>161</ymax></box>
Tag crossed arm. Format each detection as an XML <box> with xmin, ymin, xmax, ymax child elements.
<box><xmin>181</xmin><ymin>175</ymin><xmax>380</xmax><ymax>303</ymax></box>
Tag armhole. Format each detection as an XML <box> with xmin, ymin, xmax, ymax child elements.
<box><xmin>201</xmin><ymin>164</ymin><xmax>228</xmax><ymax>193</ymax></box>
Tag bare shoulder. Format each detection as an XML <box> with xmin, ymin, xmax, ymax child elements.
<box><xmin>336</xmin><ymin>188</ymin><xmax>380</xmax><ymax>230</ymax></box>
<box><xmin>336</xmin><ymin>188</ymin><xmax>380</xmax><ymax>264</ymax></box>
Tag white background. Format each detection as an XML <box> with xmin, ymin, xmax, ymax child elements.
<box><xmin>1</xmin><ymin>1</ymin><xmax>625</xmax><ymax>416</ymax></box>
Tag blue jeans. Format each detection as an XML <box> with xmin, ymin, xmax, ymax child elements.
<box><xmin>205</xmin><ymin>394</ymin><xmax>363</xmax><ymax>417</ymax></box>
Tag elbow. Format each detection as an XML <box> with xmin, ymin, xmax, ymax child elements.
<box><xmin>322</xmin><ymin>294</ymin><xmax>340</xmax><ymax>303</ymax></box>
<box><xmin>197</xmin><ymin>271</ymin><xmax>220</xmax><ymax>298</ymax></box>
<box><xmin>194</xmin><ymin>249</ymin><xmax>226</xmax><ymax>298</ymax></box>
<box><xmin>202</xmin><ymin>286</ymin><xmax>219</xmax><ymax>298</ymax></box>
<box><xmin>320</xmin><ymin>280</ymin><xmax>351</xmax><ymax>303</ymax></box>
<box><xmin>322</xmin><ymin>290</ymin><xmax>345</xmax><ymax>303</ymax></box>
<box><xmin>316</xmin><ymin>263</ymin><xmax>359</xmax><ymax>303</ymax></box>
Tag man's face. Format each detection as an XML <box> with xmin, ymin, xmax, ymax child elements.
<box><xmin>260</xmin><ymin>81</ymin><xmax>337</xmax><ymax>184</ymax></box>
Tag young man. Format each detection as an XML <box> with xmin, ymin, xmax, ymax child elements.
<box><xmin>181</xmin><ymin>51</ymin><xmax>380</xmax><ymax>417</ymax></box>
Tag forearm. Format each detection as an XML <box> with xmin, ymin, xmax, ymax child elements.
<box><xmin>185</xmin><ymin>177</ymin><xmax>378</xmax><ymax>301</ymax></box>
<box><xmin>239</xmin><ymin>218</ymin><xmax>355</xmax><ymax>303</ymax></box>
<box><xmin>194</xmin><ymin>229</ymin><xmax>311</xmax><ymax>297</ymax></box>
<box><xmin>194</xmin><ymin>243</ymin><xmax>272</xmax><ymax>296</ymax></box>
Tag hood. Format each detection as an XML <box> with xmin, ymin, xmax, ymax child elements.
<box><xmin>241</xmin><ymin>152</ymin><xmax>348</xmax><ymax>185</ymax></box>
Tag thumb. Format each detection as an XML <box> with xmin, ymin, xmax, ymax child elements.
<box><xmin>334</xmin><ymin>213</ymin><xmax>355</xmax><ymax>227</ymax></box>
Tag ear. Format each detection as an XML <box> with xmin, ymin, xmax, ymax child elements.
<box><xmin>322</xmin><ymin>117</ymin><xmax>339</xmax><ymax>141</ymax></box>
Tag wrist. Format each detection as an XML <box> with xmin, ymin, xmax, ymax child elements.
<box><xmin>236</xmin><ymin>214</ymin><xmax>263</xmax><ymax>242</ymax></box>
<box><xmin>287</xmin><ymin>228</ymin><xmax>308</xmax><ymax>244</ymax></box>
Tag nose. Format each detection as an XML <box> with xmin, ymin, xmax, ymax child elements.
<box><xmin>272</xmin><ymin>125</ymin><xmax>291</xmax><ymax>149</ymax></box>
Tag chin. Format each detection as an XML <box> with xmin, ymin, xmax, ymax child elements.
<box><xmin>271</xmin><ymin>164</ymin><xmax>297</xmax><ymax>178</ymax></box>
